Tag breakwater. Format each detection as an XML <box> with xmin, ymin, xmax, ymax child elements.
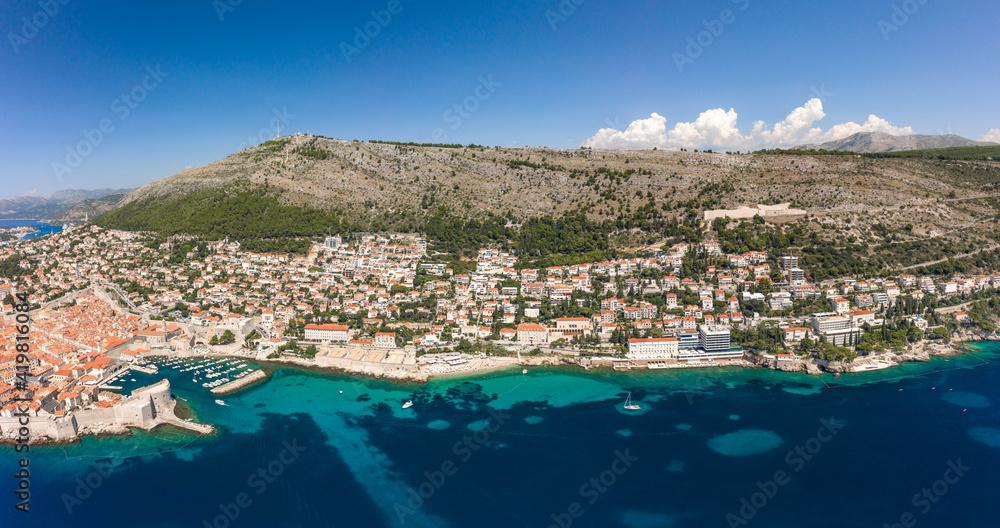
<box><xmin>211</xmin><ymin>369</ymin><xmax>268</xmax><ymax>395</ymax></box>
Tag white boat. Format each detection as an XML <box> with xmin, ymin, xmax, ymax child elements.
<box><xmin>623</xmin><ymin>392</ymin><xmax>641</xmax><ymax>411</ymax></box>
<box><xmin>854</xmin><ymin>359</ymin><xmax>893</xmax><ymax>372</ymax></box>
<box><xmin>215</xmin><ymin>399</ymin><xmax>226</xmax><ymax>406</ymax></box>
<box><xmin>402</xmin><ymin>400</ymin><xmax>413</xmax><ymax>409</ymax></box>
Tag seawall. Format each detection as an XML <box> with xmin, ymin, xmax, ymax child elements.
<box><xmin>0</xmin><ymin>379</ymin><xmax>209</xmax><ymax>444</ymax></box>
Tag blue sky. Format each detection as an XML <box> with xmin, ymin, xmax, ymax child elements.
<box><xmin>1</xmin><ymin>0</ymin><xmax>998</xmax><ymax>197</ymax></box>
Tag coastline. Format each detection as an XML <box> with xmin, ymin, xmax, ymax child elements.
<box><xmin>148</xmin><ymin>332</ymin><xmax>1000</xmax><ymax>390</ymax></box>
<box><xmin>9</xmin><ymin>340</ymin><xmax>996</xmax><ymax>448</ymax></box>
<box><xmin>152</xmin><ymin>334</ymin><xmax>996</xmax><ymax>388</ymax></box>
<box><xmin>0</xmin><ymin>379</ymin><xmax>214</xmax><ymax>447</ymax></box>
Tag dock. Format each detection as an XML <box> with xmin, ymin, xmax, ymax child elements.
<box><xmin>211</xmin><ymin>369</ymin><xmax>267</xmax><ymax>395</ymax></box>
<box><xmin>129</xmin><ymin>364</ymin><xmax>158</xmax><ymax>375</ymax></box>
<box><xmin>155</xmin><ymin>415</ymin><xmax>216</xmax><ymax>435</ymax></box>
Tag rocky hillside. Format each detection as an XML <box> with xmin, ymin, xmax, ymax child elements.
<box><xmin>797</xmin><ymin>132</ymin><xmax>996</xmax><ymax>153</ymax></box>
<box><xmin>96</xmin><ymin>135</ymin><xmax>1000</xmax><ymax>264</ymax></box>
<box><xmin>45</xmin><ymin>193</ymin><xmax>130</xmax><ymax>224</ymax></box>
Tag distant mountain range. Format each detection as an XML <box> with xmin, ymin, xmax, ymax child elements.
<box><xmin>0</xmin><ymin>188</ymin><xmax>132</xmax><ymax>222</ymax></box>
<box><xmin>795</xmin><ymin>132</ymin><xmax>998</xmax><ymax>153</ymax></box>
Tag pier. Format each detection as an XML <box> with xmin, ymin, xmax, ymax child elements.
<box><xmin>211</xmin><ymin>369</ymin><xmax>268</xmax><ymax>395</ymax></box>
<box><xmin>129</xmin><ymin>364</ymin><xmax>158</xmax><ymax>374</ymax></box>
<box><xmin>154</xmin><ymin>415</ymin><xmax>215</xmax><ymax>435</ymax></box>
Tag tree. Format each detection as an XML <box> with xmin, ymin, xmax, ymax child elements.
<box><xmin>218</xmin><ymin>330</ymin><xmax>236</xmax><ymax>345</ymax></box>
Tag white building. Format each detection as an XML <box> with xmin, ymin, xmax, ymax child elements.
<box><xmin>627</xmin><ymin>337</ymin><xmax>679</xmax><ymax>359</ymax></box>
<box><xmin>304</xmin><ymin>323</ymin><xmax>350</xmax><ymax>343</ymax></box>
<box><xmin>374</xmin><ymin>332</ymin><xmax>397</xmax><ymax>348</ymax></box>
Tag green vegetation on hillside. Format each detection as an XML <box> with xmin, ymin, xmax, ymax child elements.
<box><xmin>293</xmin><ymin>144</ymin><xmax>330</xmax><ymax>160</ymax></box>
<box><xmin>93</xmin><ymin>186</ymin><xmax>360</xmax><ymax>253</ymax></box>
<box><xmin>865</xmin><ymin>145</ymin><xmax>1000</xmax><ymax>161</ymax></box>
<box><xmin>0</xmin><ymin>254</ymin><xmax>24</xmax><ymax>278</ymax></box>
<box><xmin>508</xmin><ymin>160</ymin><xmax>567</xmax><ymax>172</ymax></box>
<box><xmin>423</xmin><ymin>205</ymin><xmax>703</xmax><ymax>261</ymax></box>
<box><xmin>95</xmin><ymin>180</ymin><xmax>709</xmax><ymax>259</ymax></box>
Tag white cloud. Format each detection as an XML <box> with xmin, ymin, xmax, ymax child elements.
<box><xmin>979</xmin><ymin>128</ymin><xmax>1000</xmax><ymax>144</ymax></box>
<box><xmin>754</xmin><ymin>98</ymin><xmax>826</xmax><ymax>146</ymax></box>
<box><xmin>583</xmin><ymin>113</ymin><xmax>668</xmax><ymax>149</ymax></box>
<box><xmin>583</xmin><ymin>99</ymin><xmax>916</xmax><ymax>150</ymax></box>
<box><xmin>663</xmin><ymin>108</ymin><xmax>753</xmax><ymax>150</ymax></box>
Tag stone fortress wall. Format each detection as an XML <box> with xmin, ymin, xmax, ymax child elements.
<box><xmin>0</xmin><ymin>379</ymin><xmax>174</xmax><ymax>442</ymax></box>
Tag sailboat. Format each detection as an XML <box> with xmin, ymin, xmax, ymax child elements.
<box><xmin>623</xmin><ymin>392</ymin><xmax>641</xmax><ymax>410</ymax></box>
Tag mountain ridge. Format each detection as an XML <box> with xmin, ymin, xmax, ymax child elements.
<box><xmin>94</xmin><ymin>135</ymin><xmax>1000</xmax><ymax>260</ymax></box>
<box><xmin>796</xmin><ymin>131</ymin><xmax>997</xmax><ymax>153</ymax></box>
<box><xmin>0</xmin><ymin>188</ymin><xmax>133</xmax><ymax>221</ymax></box>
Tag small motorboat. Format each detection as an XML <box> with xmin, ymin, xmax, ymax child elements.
<box><xmin>215</xmin><ymin>399</ymin><xmax>226</xmax><ymax>406</ymax></box>
<box><xmin>402</xmin><ymin>400</ymin><xmax>413</xmax><ymax>409</ymax></box>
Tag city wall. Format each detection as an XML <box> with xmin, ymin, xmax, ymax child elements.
<box><xmin>0</xmin><ymin>379</ymin><xmax>173</xmax><ymax>443</ymax></box>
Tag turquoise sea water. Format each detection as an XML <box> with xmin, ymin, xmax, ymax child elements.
<box><xmin>3</xmin><ymin>343</ymin><xmax>1000</xmax><ymax>527</ymax></box>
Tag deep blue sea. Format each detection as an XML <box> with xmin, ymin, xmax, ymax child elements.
<box><xmin>0</xmin><ymin>220</ymin><xmax>63</xmax><ymax>240</ymax></box>
<box><xmin>3</xmin><ymin>343</ymin><xmax>1000</xmax><ymax>528</ymax></box>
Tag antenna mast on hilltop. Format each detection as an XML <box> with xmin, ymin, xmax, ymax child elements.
<box><xmin>277</xmin><ymin>118</ymin><xmax>280</xmax><ymax>139</ymax></box>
